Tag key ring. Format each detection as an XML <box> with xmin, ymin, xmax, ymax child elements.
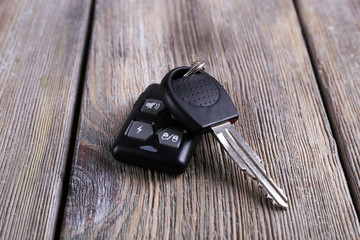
<box><xmin>183</xmin><ymin>60</ymin><xmax>206</xmax><ymax>77</ymax></box>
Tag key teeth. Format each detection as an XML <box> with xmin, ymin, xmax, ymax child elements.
<box><xmin>262</xmin><ymin>185</ymin><xmax>288</xmax><ymax>209</ymax></box>
<box><xmin>249</xmin><ymin>169</ymin><xmax>288</xmax><ymax>208</ymax></box>
<box><xmin>265</xmin><ymin>195</ymin><xmax>288</xmax><ymax>209</ymax></box>
<box><xmin>248</xmin><ymin>170</ymin><xmax>288</xmax><ymax>208</ymax></box>
<box><xmin>274</xmin><ymin>201</ymin><xmax>289</xmax><ymax>209</ymax></box>
<box><xmin>241</xmin><ymin>168</ymin><xmax>256</xmax><ymax>179</ymax></box>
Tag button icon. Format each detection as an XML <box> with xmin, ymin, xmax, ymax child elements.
<box><xmin>141</xmin><ymin>99</ymin><xmax>165</xmax><ymax>115</ymax></box>
<box><xmin>158</xmin><ymin>128</ymin><xmax>183</xmax><ymax>148</ymax></box>
<box><xmin>127</xmin><ymin>121</ymin><xmax>153</xmax><ymax>141</ymax></box>
<box><xmin>145</xmin><ymin>102</ymin><xmax>160</xmax><ymax>110</ymax></box>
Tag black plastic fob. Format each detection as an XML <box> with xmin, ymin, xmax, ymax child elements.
<box><xmin>111</xmin><ymin>84</ymin><xmax>200</xmax><ymax>174</ymax></box>
<box><xmin>160</xmin><ymin>67</ymin><xmax>239</xmax><ymax>134</ymax></box>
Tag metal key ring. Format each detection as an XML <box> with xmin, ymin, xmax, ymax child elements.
<box><xmin>183</xmin><ymin>60</ymin><xmax>206</xmax><ymax>77</ymax></box>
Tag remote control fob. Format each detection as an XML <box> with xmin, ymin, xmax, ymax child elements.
<box><xmin>111</xmin><ymin>84</ymin><xmax>200</xmax><ymax>174</ymax></box>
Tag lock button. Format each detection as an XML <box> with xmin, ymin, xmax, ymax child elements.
<box><xmin>158</xmin><ymin>128</ymin><xmax>183</xmax><ymax>148</ymax></box>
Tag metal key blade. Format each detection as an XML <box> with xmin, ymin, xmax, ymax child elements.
<box><xmin>212</xmin><ymin>122</ymin><xmax>288</xmax><ymax>209</ymax></box>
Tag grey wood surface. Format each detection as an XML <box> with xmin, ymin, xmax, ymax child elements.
<box><xmin>0</xmin><ymin>0</ymin><xmax>91</xmax><ymax>239</ymax></box>
<box><xmin>295</xmin><ymin>0</ymin><xmax>360</xmax><ymax>215</ymax></box>
<box><xmin>60</xmin><ymin>0</ymin><xmax>360</xmax><ymax>239</ymax></box>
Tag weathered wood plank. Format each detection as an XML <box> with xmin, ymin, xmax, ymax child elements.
<box><xmin>0</xmin><ymin>0</ymin><xmax>91</xmax><ymax>238</ymax></box>
<box><xmin>295</xmin><ymin>0</ymin><xmax>360</xmax><ymax>214</ymax></box>
<box><xmin>61</xmin><ymin>0</ymin><xmax>360</xmax><ymax>238</ymax></box>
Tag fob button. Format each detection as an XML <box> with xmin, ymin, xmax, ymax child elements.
<box><xmin>141</xmin><ymin>99</ymin><xmax>166</xmax><ymax>115</ymax></box>
<box><xmin>140</xmin><ymin>145</ymin><xmax>158</xmax><ymax>152</ymax></box>
<box><xmin>127</xmin><ymin>121</ymin><xmax>153</xmax><ymax>140</ymax></box>
<box><xmin>158</xmin><ymin>128</ymin><xmax>183</xmax><ymax>148</ymax></box>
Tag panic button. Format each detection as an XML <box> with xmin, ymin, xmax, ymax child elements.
<box><xmin>158</xmin><ymin>128</ymin><xmax>183</xmax><ymax>148</ymax></box>
<box><xmin>127</xmin><ymin>121</ymin><xmax>153</xmax><ymax>140</ymax></box>
<box><xmin>141</xmin><ymin>99</ymin><xmax>166</xmax><ymax>115</ymax></box>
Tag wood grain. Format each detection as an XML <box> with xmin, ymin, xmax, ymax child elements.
<box><xmin>61</xmin><ymin>0</ymin><xmax>360</xmax><ymax>239</ymax></box>
<box><xmin>295</xmin><ymin>0</ymin><xmax>360</xmax><ymax>215</ymax></box>
<box><xmin>0</xmin><ymin>0</ymin><xmax>91</xmax><ymax>238</ymax></box>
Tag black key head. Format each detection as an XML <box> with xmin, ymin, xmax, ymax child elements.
<box><xmin>160</xmin><ymin>67</ymin><xmax>239</xmax><ymax>134</ymax></box>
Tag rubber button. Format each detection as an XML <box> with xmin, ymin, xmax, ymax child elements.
<box><xmin>141</xmin><ymin>99</ymin><xmax>166</xmax><ymax>115</ymax></box>
<box><xmin>140</xmin><ymin>145</ymin><xmax>158</xmax><ymax>152</ymax></box>
<box><xmin>158</xmin><ymin>128</ymin><xmax>183</xmax><ymax>148</ymax></box>
<box><xmin>127</xmin><ymin>121</ymin><xmax>153</xmax><ymax>140</ymax></box>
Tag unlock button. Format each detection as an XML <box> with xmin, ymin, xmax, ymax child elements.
<box><xmin>158</xmin><ymin>128</ymin><xmax>183</xmax><ymax>148</ymax></box>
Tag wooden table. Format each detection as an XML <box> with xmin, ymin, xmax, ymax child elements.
<box><xmin>1</xmin><ymin>0</ymin><xmax>359</xmax><ymax>239</ymax></box>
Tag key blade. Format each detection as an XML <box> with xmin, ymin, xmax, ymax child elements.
<box><xmin>211</xmin><ymin>122</ymin><xmax>288</xmax><ymax>209</ymax></box>
<box><xmin>212</xmin><ymin>122</ymin><xmax>265</xmax><ymax>176</ymax></box>
<box><xmin>213</xmin><ymin>128</ymin><xmax>258</xmax><ymax>178</ymax></box>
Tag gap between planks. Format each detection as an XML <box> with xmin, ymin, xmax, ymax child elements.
<box><xmin>293</xmin><ymin>0</ymin><xmax>360</xmax><ymax>219</ymax></box>
<box><xmin>53</xmin><ymin>0</ymin><xmax>97</xmax><ymax>239</ymax></box>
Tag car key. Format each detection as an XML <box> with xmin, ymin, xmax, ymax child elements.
<box><xmin>160</xmin><ymin>61</ymin><xmax>288</xmax><ymax>208</ymax></box>
<box><xmin>111</xmin><ymin>84</ymin><xmax>200</xmax><ymax>175</ymax></box>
